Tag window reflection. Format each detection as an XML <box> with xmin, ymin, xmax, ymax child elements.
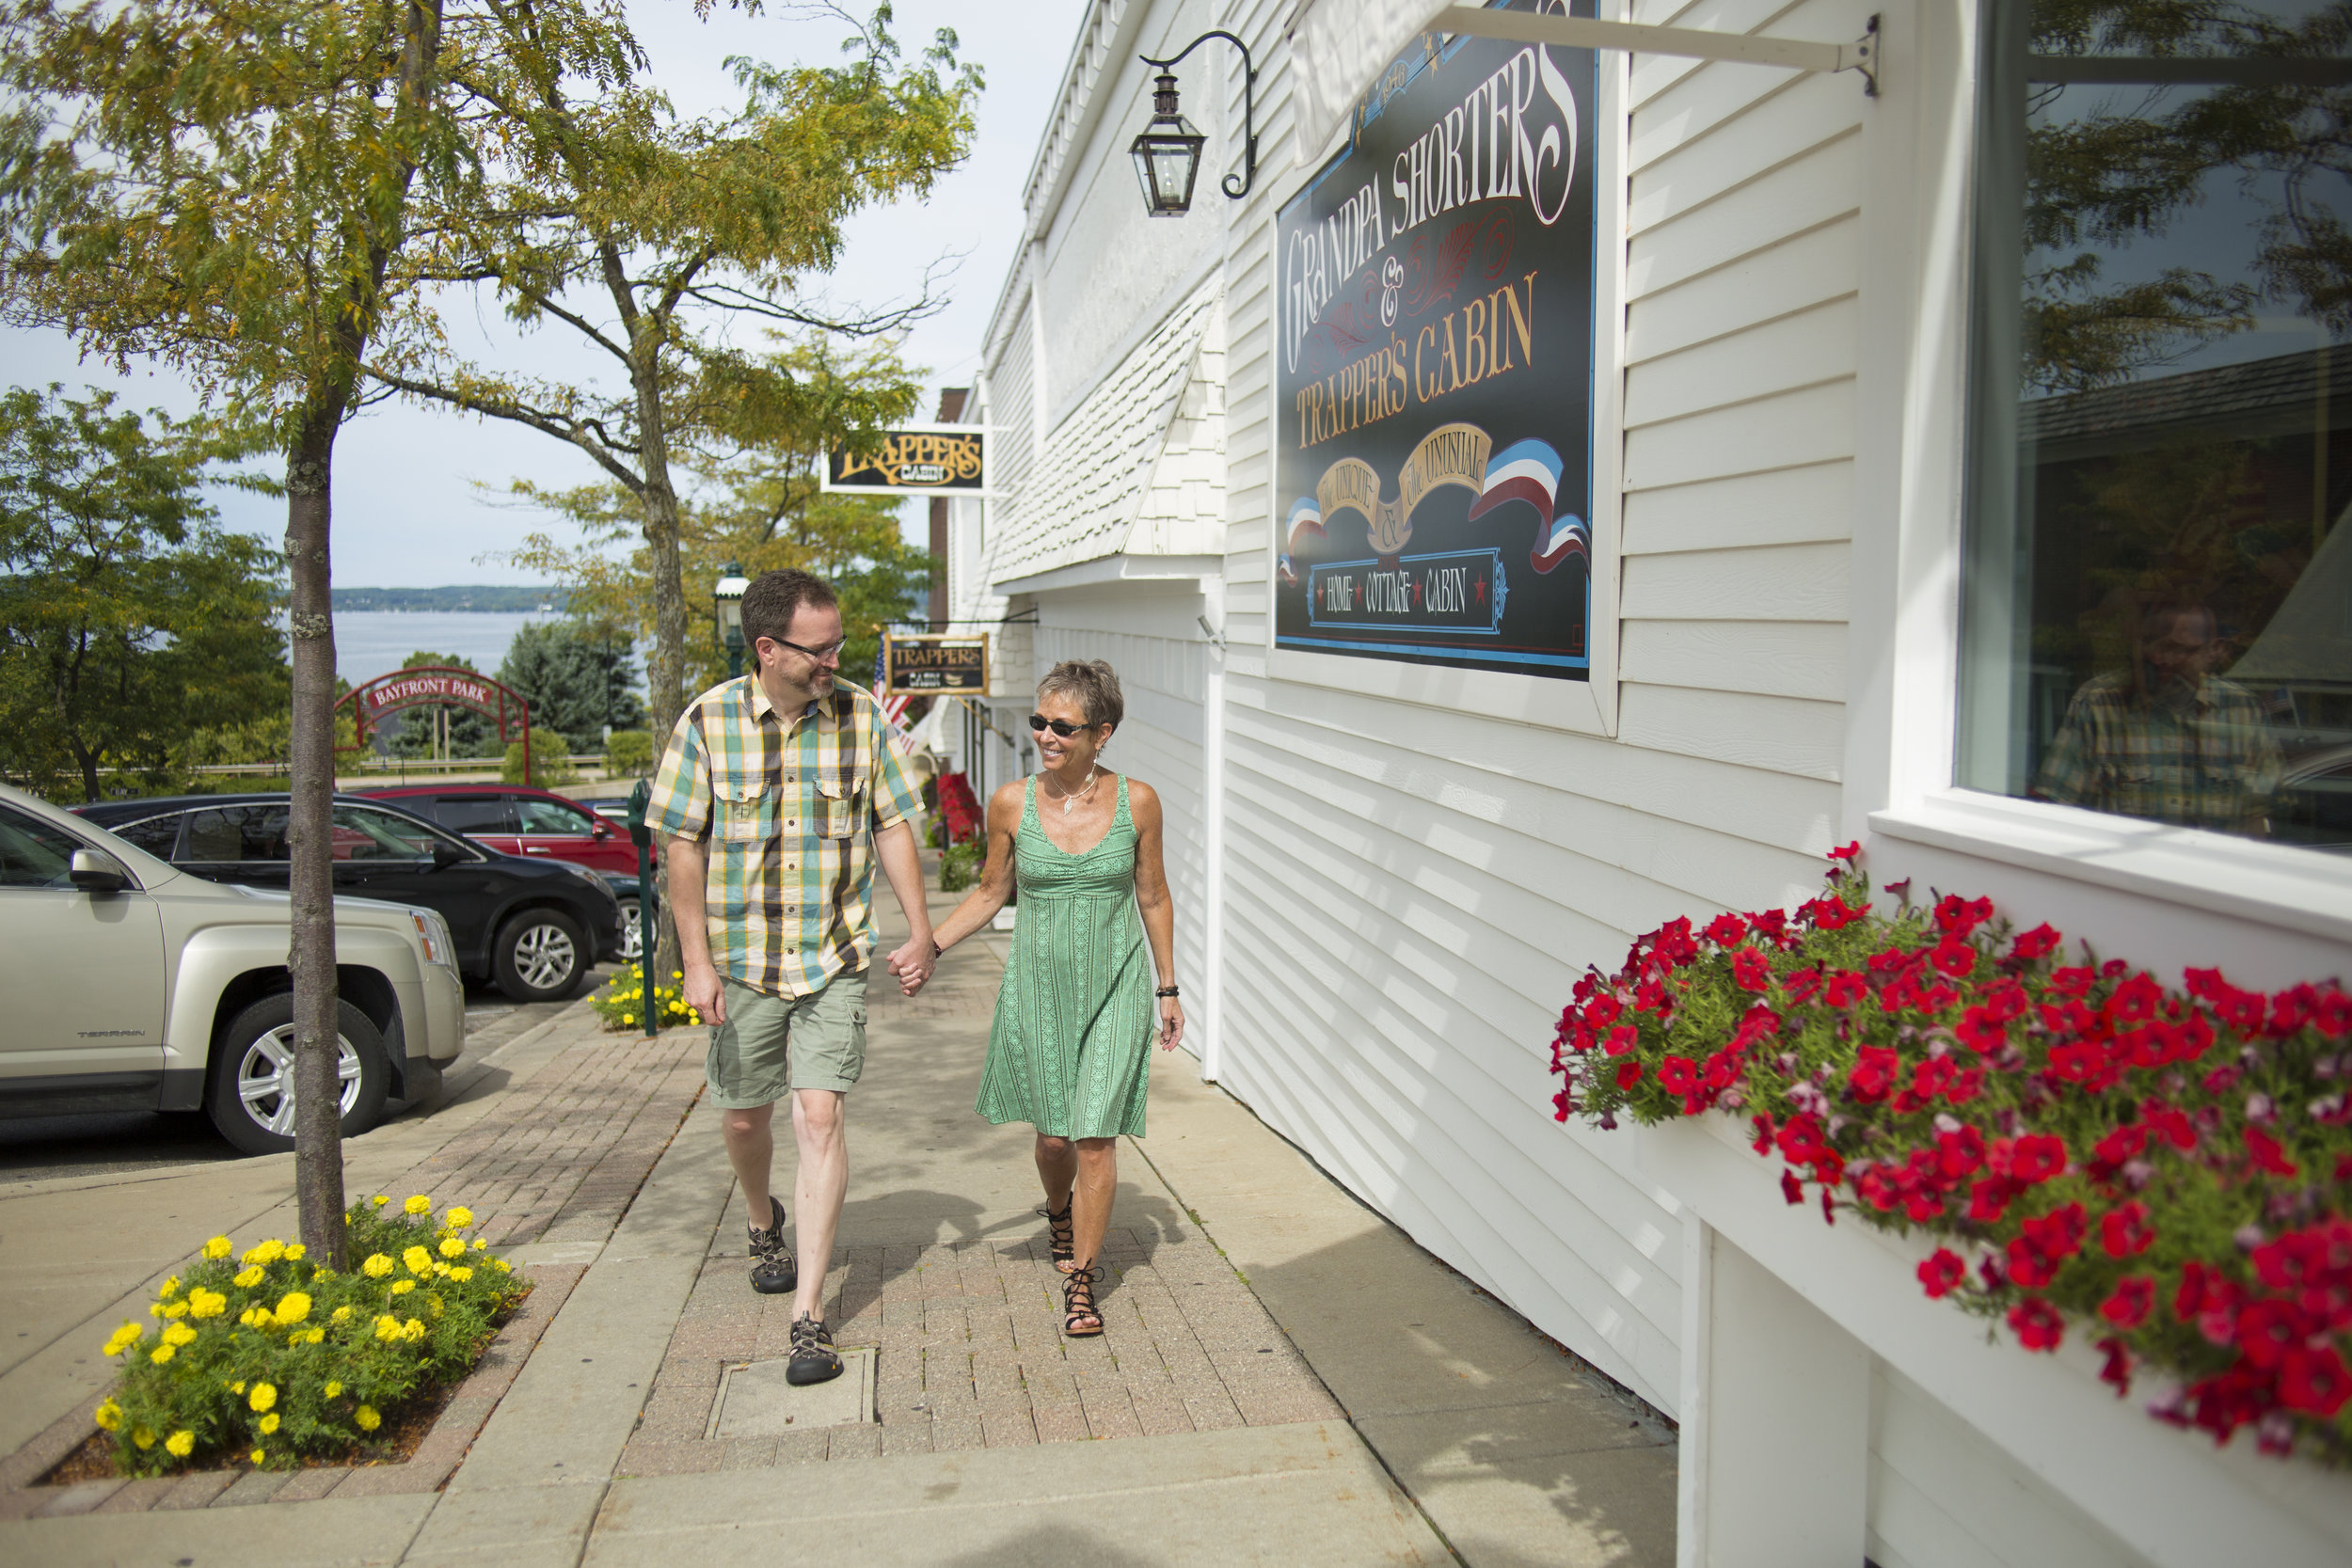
<box><xmin>1962</xmin><ymin>2</ymin><xmax>2352</xmax><ymax>852</ymax></box>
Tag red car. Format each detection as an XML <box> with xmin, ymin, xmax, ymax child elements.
<box><xmin>355</xmin><ymin>784</ymin><xmax>659</xmax><ymax>960</ymax></box>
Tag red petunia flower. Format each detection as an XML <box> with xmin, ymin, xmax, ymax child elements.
<box><xmin>1731</xmin><ymin>948</ymin><xmax>1772</xmax><ymax>992</ymax></box>
<box><xmin>1917</xmin><ymin>1248</ymin><xmax>1966</xmax><ymax>1299</ymax></box>
<box><xmin>1602</xmin><ymin>1024</ymin><xmax>1640</xmax><ymax>1058</ymax></box>
<box><xmin>2101</xmin><ymin>1202</ymin><xmax>2154</xmax><ymax>1259</ymax></box>
<box><xmin>1704</xmin><ymin>912</ymin><xmax>1749</xmax><ymax>947</ymax></box>
<box><xmin>2006</xmin><ymin>1236</ymin><xmax>2058</xmax><ymax>1290</ymax></box>
<box><xmin>2010</xmin><ymin>1133</ymin><xmax>2069</xmax><ymax>1184</ymax></box>
<box><xmin>2280</xmin><ymin>1346</ymin><xmax>2352</xmax><ymax>1418</ymax></box>
<box><xmin>1783</xmin><ymin>968</ymin><xmax>1822</xmax><ymax>1004</ymax></box>
<box><xmin>1929</xmin><ymin>937</ymin><xmax>1979</xmax><ymax>979</ymax></box>
<box><xmin>1613</xmin><ymin>1062</ymin><xmax>1643</xmax><ymax>1090</ymax></box>
<box><xmin>2008</xmin><ymin>1296</ymin><xmax>2065</xmax><ymax>1352</ymax></box>
<box><xmin>1806</xmin><ymin>894</ymin><xmax>1868</xmax><ymax>931</ymax></box>
<box><xmin>2011</xmin><ymin>923</ymin><xmax>2062</xmax><ymax>960</ymax></box>
<box><xmin>2096</xmin><ymin>1336</ymin><xmax>2134</xmax><ymax>1397</ymax></box>
<box><xmin>1658</xmin><ymin>1055</ymin><xmax>1699</xmax><ymax>1096</ymax></box>
<box><xmin>1848</xmin><ymin>1046</ymin><xmax>1899</xmax><ymax>1104</ymax></box>
<box><xmin>2099</xmin><ymin>1276</ymin><xmax>2154</xmax><ymax>1329</ymax></box>
<box><xmin>1827</xmin><ymin>841</ymin><xmax>1861</xmax><ymax>863</ymax></box>
<box><xmin>2244</xmin><ymin>1125</ymin><xmax>2300</xmax><ymax>1179</ymax></box>
<box><xmin>1781</xmin><ymin>1168</ymin><xmax>1805</xmax><ymax>1206</ymax></box>
<box><xmin>1822</xmin><ymin>971</ymin><xmax>1868</xmax><ymax>1008</ymax></box>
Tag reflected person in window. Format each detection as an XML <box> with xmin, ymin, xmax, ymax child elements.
<box><xmin>2036</xmin><ymin>603</ymin><xmax>2280</xmax><ymax>834</ymax></box>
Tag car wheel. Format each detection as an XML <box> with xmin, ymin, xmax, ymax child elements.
<box><xmin>617</xmin><ymin>895</ymin><xmax>645</xmax><ymax>963</ymax></box>
<box><xmin>207</xmin><ymin>995</ymin><xmax>390</xmax><ymax>1157</ymax></box>
<box><xmin>494</xmin><ymin>909</ymin><xmax>586</xmax><ymax>1001</ymax></box>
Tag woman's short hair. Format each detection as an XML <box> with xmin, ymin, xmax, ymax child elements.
<box><xmin>1036</xmin><ymin>659</ymin><xmax>1124</xmax><ymax>730</ymax></box>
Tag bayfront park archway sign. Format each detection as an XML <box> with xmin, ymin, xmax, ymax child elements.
<box><xmin>338</xmin><ymin>666</ymin><xmax>537</xmax><ymax>784</ymax></box>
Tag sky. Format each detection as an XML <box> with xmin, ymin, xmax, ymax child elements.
<box><xmin>1</xmin><ymin>0</ymin><xmax>1088</xmax><ymax>586</ymax></box>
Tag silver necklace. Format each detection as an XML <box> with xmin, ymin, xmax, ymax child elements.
<box><xmin>1042</xmin><ymin>763</ymin><xmax>1098</xmax><ymax>816</ymax></box>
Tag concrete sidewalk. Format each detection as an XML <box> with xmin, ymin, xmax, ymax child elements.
<box><xmin>0</xmin><ymin>878</ymin><xmax>1675</xmax><ymax>1566</ymax></box>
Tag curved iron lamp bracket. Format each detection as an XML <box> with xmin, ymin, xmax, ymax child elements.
<box><xmin>1139</xmin><ymin>29</ymin><xmax>1259</xmax><ymax>200</ymax></box>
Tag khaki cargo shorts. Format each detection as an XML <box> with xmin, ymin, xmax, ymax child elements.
<box><xmin>706</xmin><ymin>972</ymin><xmax>867</xmax><ymax>1108</ymax></box>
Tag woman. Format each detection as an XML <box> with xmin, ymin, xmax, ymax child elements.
<box><xmin>931</xmin><ymin>659</ymin><xmax>1184</xmax><ymax>1337</ymax></box>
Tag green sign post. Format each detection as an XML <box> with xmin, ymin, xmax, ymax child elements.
<box><xmin>625</xmin><ymin>779</ymin><xmax>658</xmax><ymax>1037</ymax></box>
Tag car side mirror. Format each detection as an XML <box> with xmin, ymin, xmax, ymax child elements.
<box><xmin>70</xmin><ymin>847</ymin><xmax>131</xmax><ymax>894</ymax></box>
<box><xmin>590</xmin><ymin>819</ymin><xmax>613</xmax><ymax>839</ymax></box>
<box><xmin>431</xmin><ymin>841</ymin><xmax>469</xmax><ymax>868</ymax></box>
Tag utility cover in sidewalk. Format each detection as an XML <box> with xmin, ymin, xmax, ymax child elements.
<box><xmin>706</xmin><ymin>1347</ymin><xmax>876</xmax><ymax>1438</ymax></box>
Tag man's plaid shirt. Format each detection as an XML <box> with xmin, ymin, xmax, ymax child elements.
<box><xmin>647</xmin><ymin>675</ymin><xmax>924</xmax><ymax>997</ymax></box>
<box><xmin>2036</xmin><ymin>671</ymin><xmax>2281</xmax><ymax>832</ymax></box>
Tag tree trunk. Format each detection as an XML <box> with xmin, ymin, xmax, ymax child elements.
<box><xmin>285</xmin><ymin>404</ymin><xmax>348</xmax><ymax>1267</ymax></box>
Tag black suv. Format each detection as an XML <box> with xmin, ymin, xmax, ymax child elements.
<box><xmin>73</xmin><ymin>793</ymin><xmax>625</xmax><ymax>1002</ymax></box>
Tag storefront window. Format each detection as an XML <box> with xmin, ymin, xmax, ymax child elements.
<box><xmin>1960</xmin><ymin>4</ymin><xmax>2352</xmax><ymax>851</ymax></box>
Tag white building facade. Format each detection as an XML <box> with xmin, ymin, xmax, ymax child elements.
<box><xmin>937</xmin><ymin>4</ymin><xmax>2352</xmax><ymax>1563</ymax></box>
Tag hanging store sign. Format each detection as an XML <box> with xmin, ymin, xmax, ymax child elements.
<box><xmin>822</xmin><ymin>427</ymin><xmax>987</xmax><ymax>495</ymax></box>
<box><xmin>884</xmin><ymin>635</ymin><xmax>990</xmax><ymax>693</ymax></box>
<box><xmin>1274</xmin><ymin>0</ymin><xmax>1597</xmax><ymax>680</ymax></box>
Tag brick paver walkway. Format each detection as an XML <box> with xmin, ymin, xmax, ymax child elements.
<box><xmin>620</xmin><ymin>1224</ymin><xmax>1343</xmax><ymax>1473</ymax></box>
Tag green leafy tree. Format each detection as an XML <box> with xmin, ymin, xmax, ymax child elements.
<box><xmin>0</xmin><ymin>0</ymin><xmax>637</xmax><ymax>1263</ymax></box>
<box><xmin>496</xmin><ymin>619</ymin><xmax>645</xmax><ymax>751</ymax></box>
<box><xmin>364</xmin><ymin>5</ymin><xmax>977</xmax><ymax>746</ymax></box>
<box><xmin>0</xmin><ymin>385</ymin><xmax>287</xmax><ymax>800</ymax></box>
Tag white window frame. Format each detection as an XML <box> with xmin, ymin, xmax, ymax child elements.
<box><xmin>1262</xmin><ymin>24</ymin><xmax>1629</xmax><ymax>738</ymax></box>
<box><xmin>1847</xmin><ymin>1</ymin><xmax>2352</xmax><ymax>954</ymax></box>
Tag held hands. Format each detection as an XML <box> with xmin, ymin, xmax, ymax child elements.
<box><xmin>885</xmin><ymin>934</ymin><xmax>938</xmax><ymax>996</ymax></box>
<box><xmin>1158</xmin><ymin>995</ymin><xmax>1185</xmax><ymax>1053</ymax></box>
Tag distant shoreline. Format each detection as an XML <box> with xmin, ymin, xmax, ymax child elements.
<box><xmin>332</xmin><ymin>585</ymin><xmax>568</xmax><ymax>613</ymax></box>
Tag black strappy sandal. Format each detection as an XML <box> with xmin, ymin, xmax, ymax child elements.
<box><xmin>1039</xmin><ymin>1196</ymin><xmax>1076</xmax><ymax>1274</ymax></box>
<box><xmin>1063</xmin><ymin>1264</ymin><xmax>1104</xmax><ymax>1338</ymax></box>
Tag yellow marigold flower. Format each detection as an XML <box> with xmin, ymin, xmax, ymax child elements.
<box><xmin>403</xmin><ymin>1244</ymin><xmax>432</xmax><ymax>1274</ymax></box>
<box><xmin>360</xmin><ymin>1252</ymin><xmax>395</xmax><ymax>1278</ymax></box>
<box><xmin>374</xmin><ymin>1314</ymin><xmax>402</xmax><ymax>1341</ymax></box>
<box><xmin>493</xmin><ymin>1259</ymin><xmax>512</xmax><ymax>1274</ymax></box>
<box><xmin>274</xmin><ymin>1291</ymin><xmax>311</xmax><ymax>1325</ymax></box>
<box><xmin>449</xmin><ymin>1266</ymin><xmax>473</xmax><ymax>1282</ymax></box>
<box><xmin>405</xmin><ymin>1195</ymin><xmax>432</xmax><ymax>1216</ymax></box>
<box><xmin>248</xmin><ymin>1383</ymin><xmax>277</xmax><ymax>1413</ymax></box>
<box><xmin>438</xmin><ymin>1237</ymin><xmax>466</xmax><ymax>1259</ymax></box>
<box><xmin>238</xmin><ymin>1309</ymin><xmax>261</xmax><ymax>1327</ymax></box>
<box><xmin>444</xmin><ymin>1206</ymin><xmax>473</xmax><ymax>1230</ymax></box>
<box><xmin>163</xmin><ymin>1322</ymin><xmax>197</xmax><ymax>1347</ymax></box>
<box><xmin>620</xmin><ymin>1014</ymin><xmax>634</xmax><ymax>1025</ymax></box>
<box><xmin>372</xmin><ymin>1195</ymin><xmax>389</xmax><ymax>1207</ymax></box>
<box><xmin>133</xmin><ymin>1426</ymin><xmax>156</xmax><ymax>1449</ymax></box>
<box><xmin>355</xmin><ymin>1405</ymin><xmax>381</xmax><ymax>1432</ymax></box>
<box><xmin>148</xmin><ymin>1303</ymin><xmax>164</xmax><ymax>1319</ymax></box>
<box><xmin>324</xmin><ymin>1381</ymin><xmax>342</xmax><ymax>1399</ymax></box>
<box><xmin>203</xmin><ymin>1235</ymin><xmax>231</xmax><ymax>1259</ymax></box>
<box><xmin>258</xmin><ymin>1413</ymin><xmax>279</xmax><ymax>1434</ymax></box>
<box><xmin>102</xmin><ymin>1321</ymin><xmax>142</xmax><ymax>1355</ymax></box>
<box><xmin>230</xmin><ymin>1381</ymin><xmax>246</xmax><ymax>1395</ymax></box>
<box><xmin>284</xmin><ymin>1243</ymin><xmax>306</xmax><ymax>1262</ymax></box>
<box><xmin>162</xmin><ymin>1300</ymin><xmax>188</xmax><ymax>1320</ymax></box>
<box><xmin>159</xmin><ymin>1275</ymin><xmax>180</xmax><ymax>1299</ymax></box>
<box><xmin>390</xmin><ymin>1278</ymin><xmax>417</xmax><ymax>1295</ymax></box>
<box><xmin>241</xmin><ymin>1239</ymin><xmax>284</xmax><ymax>1266</ymax></box>
<box><xmin>93</xmin><ymin>1400</ymin><xmax>122</xmax><ymax>1432</ymax></box>
<box><xmin>165</xmin><ymin>1431</ymin><xmax>194</xmax><ymax>1458</ymax></box>
<box><xmin>231</xmin><ymin>1266</ymin><xmax>264</xmax><ymax>1289</ymax></box>
<box><xmin>149</xmin><ymin>1341</ymin><xmax>177</xmax><ymax>1364</ymax></box>
<box><xmin>331</xmin><ymin>1306</ymin><xmax>354</xmax><ymax>1323</ymax></box>
<box><xmin>250</xmin><ymin>1449</ymin><xmax>265</xmax><ymax>1465</ymax></box>
<box><xmin>403</xmin><ymin>1318</ymin><xmax>427</xmax><ymax>1341</ymax></box>
<box><xmin>187</xmin><ymin>1289</ymin><xmax>227</xmax><ymax>1319</ymax></box>
<box><xmin>472</xmin><ymin>1237</ymin><xmax>487</xmax><ymax>1251</ymax></box>
<box><xmin>307</xmin><ymin>1328</ymin><xmax>326</xmax><ymax>1344</ymax></box>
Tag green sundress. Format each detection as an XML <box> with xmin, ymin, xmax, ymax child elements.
<box><xmin>974</xmin><ymin>775</ymin><xmax>1155</xmax><ymax>1138</ymax></box>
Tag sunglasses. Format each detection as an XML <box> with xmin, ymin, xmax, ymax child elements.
<box><xmin>1028</xmin><ymin>714</ymin><xmax>1096</xmax><ymax>738</ymax></box>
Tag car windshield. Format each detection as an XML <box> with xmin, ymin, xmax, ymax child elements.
<box><xmin>516</xmin><ymin>797</ymin><xmax>593</xmax><ymax>834</ymax></box>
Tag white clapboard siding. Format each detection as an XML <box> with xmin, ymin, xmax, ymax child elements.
<box><xmin>1197</xmin><ymin>0</ymin><xmax>1876</xmax><ymax>1417</ymax></box>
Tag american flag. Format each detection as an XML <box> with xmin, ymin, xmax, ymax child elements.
<box><xmin>871</xmin><ymin>641</ymin><xmax>912</xmax><ymax>733</ymax></box>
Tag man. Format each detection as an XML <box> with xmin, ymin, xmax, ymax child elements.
<box><xmin>647</xmin><ymin>569</ymin><xmax>936</xmax><ymax>1386</ymax></box>
<box><xmin>2037</xmin><ymin>601</ymin><xmax>2280</xmax><ymax>835</ymax></box>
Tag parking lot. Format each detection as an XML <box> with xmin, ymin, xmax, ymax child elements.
<box><xmin>0</xmin><ymin>971</ymin><xmax>614</xmax><ymax>1184</ymax></box>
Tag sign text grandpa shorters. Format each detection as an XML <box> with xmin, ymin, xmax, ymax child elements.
<box><xmin>1275</xmin><ymin>1</ymin><xmax>1597</xmax><ymax>680</ymax></box>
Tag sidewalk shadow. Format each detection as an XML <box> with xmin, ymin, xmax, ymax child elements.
<box><xmin>934</xmin><ymin>1524</ymin><xmax>1163</xmax><ymax>1568</ymax></box>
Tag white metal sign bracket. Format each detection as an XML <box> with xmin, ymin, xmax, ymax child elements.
<box><xmin>1432</xmin><ymin>8</ymin><xmax>1880</xmax><ymax>97</ymax></box>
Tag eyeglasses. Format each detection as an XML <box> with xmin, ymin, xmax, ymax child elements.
<box><xmin>1028</xmin><ymin>713</ymin><xmax>1094</xmax><ymax>738</ymax></box>
<box><xmin>765</xmin><ymin>634</ymin><xmax>847</xmax><ymax>664</ymax></box>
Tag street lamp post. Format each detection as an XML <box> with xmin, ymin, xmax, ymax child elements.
<box><xmin>713</xmin><ymin>563</ymin><xmax>749</xmax><ymax>679</ymax></box>
<box><xmin>1127</xmin><ymin>30</ymin><xmax>1259</xmax><ymax>217</ymax></box>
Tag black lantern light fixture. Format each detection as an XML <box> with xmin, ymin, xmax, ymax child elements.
<box><xmin>1127</xmin><ymin>30</ymin><xmax>1257</xmax><ymax>217</ymax></box>
<box><xmin>713</xmin><ymin>562</ymin><xmax>749</xmax><ymax>678</ymax></box>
